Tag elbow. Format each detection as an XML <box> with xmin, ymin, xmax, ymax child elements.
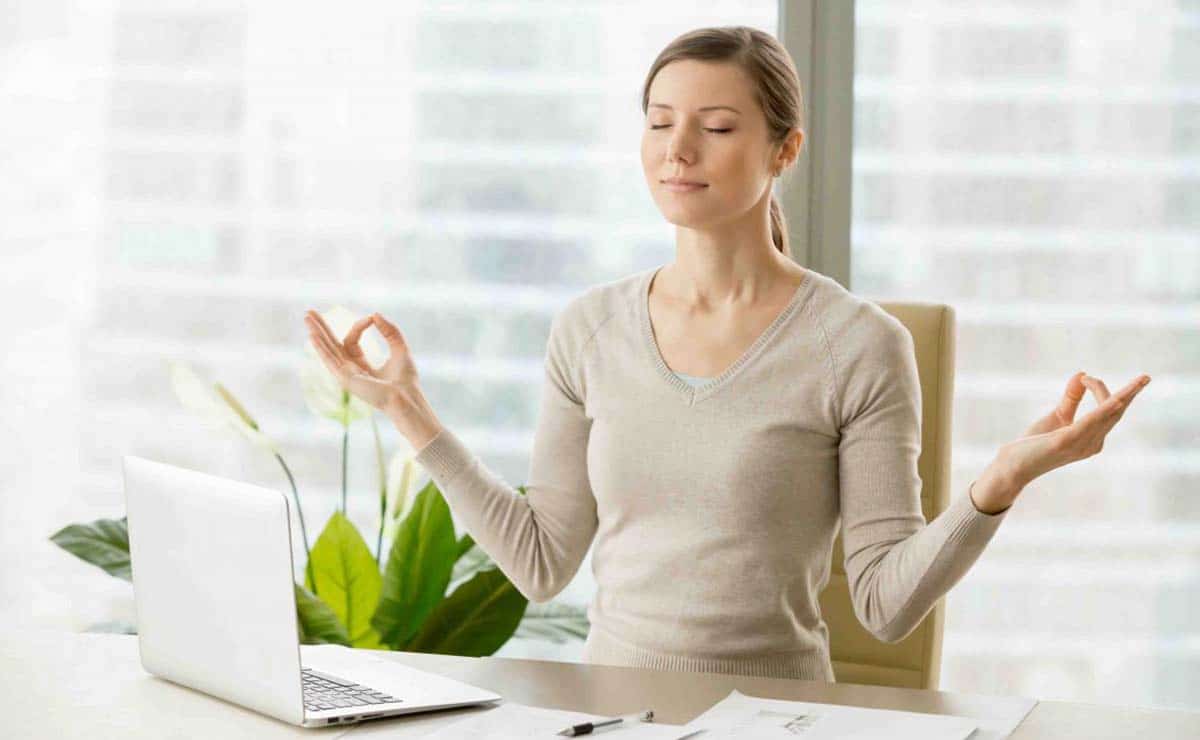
<box><xmin>853</xmin><ymin>593</ymin><xmax>917</xmax><ymax>645</ymax></box>
<box><xmin>519</xmin><ymin>577</ymin><xmax>564</xmax><ymax>604</ymax></box>
<box><xmin>863</xmin><ymin>604</ymin><xmax>927</xmax><ymax>644</ymax></box>
<box><xmin>489</xmin><ymin>564</ymin><xmax>561</xmax><ymax>604</ymax></box>
<box><xmin>870</xmin><ymin>620</ymin><xmax>913</xmax><ymax>645</ymax></box>
<box><xmin>512</xmin><ymin>547</ymin><xmax>568</xmax><ymax>603</ymax></box>
<box><xmin>512</xmin><ymin>525</ymin><xmax>581</xmax><ymax>604</ymax></box>
<box><xmin>857</xmin><ymin>609</ymin><xmax>903</xmax><ymax>644</ymax></box>
<box><xmin>524</xmin><ymin>589</ymin><xmax>557</xmax><ymax>605</ymax></box>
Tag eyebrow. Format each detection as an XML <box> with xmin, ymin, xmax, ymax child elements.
<box><xmin>648</xmin><ymin>103</ymin><xmax>741</xmax><ymax>114</ymax></box>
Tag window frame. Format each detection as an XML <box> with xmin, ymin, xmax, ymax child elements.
<box><xmin>777</xmin><ymin>0</ymin><xmax>856</xmax><ymax>289</ymax></box>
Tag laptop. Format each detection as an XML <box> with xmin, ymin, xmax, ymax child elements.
<box><xmin>123</xmin><ymin>455</ymin><xmax>503</xmax><ymax>727</ymax></box>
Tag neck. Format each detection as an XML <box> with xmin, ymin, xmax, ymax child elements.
<box><xmin>665</xmin><ymin>185</ymin><xmax>800</xmax><ymax>309</ymax></box>
<box><xmin>658</xmin><ymin>250</ymin><xmax>802</xmax><ymax>313</ymax></box>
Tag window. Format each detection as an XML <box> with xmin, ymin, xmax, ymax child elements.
<box><xmin>851</xmin><ymin>0</ymin><xmax>1200</xmax><ymax>711</ymax></box>
<box><xmin>0</xmin><ymin>0</ymin><xmax>776</xmax><ymax>659</ymax></box>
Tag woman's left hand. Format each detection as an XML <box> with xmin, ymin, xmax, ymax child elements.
<box><xmin>993</xmin><ymin>371</ymin><xmax>1151</xmax><ymax>493</ymax></box>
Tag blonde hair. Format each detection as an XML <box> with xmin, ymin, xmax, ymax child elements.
<box><xmin>640</xmin><ymin>26</ymin><xmax>804</xmax><ymax>258</ymax></box>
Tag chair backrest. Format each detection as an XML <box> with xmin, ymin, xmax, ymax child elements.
<box><xmin>817</xmin><ymin>301</ymin><xmax>956</xmax><ymax>690</ymax></box>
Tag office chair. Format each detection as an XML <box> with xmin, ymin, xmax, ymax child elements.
<box><xmin>817</xmin><ymin>301</ymin><xmax>957</xmax><ymax>690</ymax></box>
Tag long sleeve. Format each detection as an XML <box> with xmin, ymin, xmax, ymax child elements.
<box><xmin>411</xmin><ymin>308</ymin><xmax>599</xmax><ymax>603</ymax></box>
<box><xmin>402</xmin><ymin>265</ymin><xmax>1011</xmax><ymax>681</ymax></box>
<box><xmin>836</xmin><ymin>312</ymin><xmax>1008</xmax><ymax>644</ymax></box>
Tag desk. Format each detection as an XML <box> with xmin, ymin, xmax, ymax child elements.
<box><xmin>4</xmin><ymin>631</ymin><xmax>1198</xmax><ymax>738</ymax></box>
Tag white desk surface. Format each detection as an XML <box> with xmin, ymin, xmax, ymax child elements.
<box><xmin>5</xmin><ymin>630</ymin><xmax>1200</xmax><ymax>739</ymax></box>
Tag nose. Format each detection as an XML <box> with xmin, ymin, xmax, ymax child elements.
<box><xmin>665</xmin><ymin>129</ymin><xmax>696</xmax><ymax>166</ymax></box>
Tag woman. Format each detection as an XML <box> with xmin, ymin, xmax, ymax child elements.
<box><xmin>303</xmin><ymin>27</ymin><xmax>1150</xmax><ymax>681</ymax></box>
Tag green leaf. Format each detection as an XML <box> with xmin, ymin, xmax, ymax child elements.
<box><xmin>371</xmin><ymin>480</ymin><xmax>458</xmax><ymax>648</ymax></box>
<box><xmin>306</xmin><ymin>512</ymin><xmax>384</xmax><ymax>648</ymax></box>
<box><xmin>513</xmin><ymin>601</ymin><xmax>591</xmax><ymax>644</ymax></box>
<box><xmin>402</xmin><ymin>568</ymin><xmax>528</xmax><ymax>656</ymax></box>
<box><xmin>448</xmin><ymin>543</ymin><xmax>494</xmax><ymax>592</ymax></box>
<box><xmin>49</xmin><ymin>516</ymin><xmax>131</xmax><ymax>581</ymax></box>
<box><xmin>455</xmin><ymin>532</ymin><xmax>475</xmax><ymax>560</ymax></box>
<box><xmin>295</xmin><ymin>583</ymin><xmax>350</xmax><ymax>646</ymax></box>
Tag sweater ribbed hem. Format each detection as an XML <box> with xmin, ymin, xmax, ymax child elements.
<box><xmin>412</xmin><ymin>426</ymin><xmax>472</xmax><ymax>488</ymax></box>
<box><xmin>583</xmin><ymin>622</ymin><xmax>835</xmax><ymax>682</ymax></box>
<box><xmin>944</xmin><ymin>484</ymin><xmax>1010</xmax><ymax>547</ymax></box>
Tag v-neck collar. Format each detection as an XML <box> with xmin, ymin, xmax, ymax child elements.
<box><xmin>638</xmin><ymin>264</ymin><xmax>816</xmax><ymax>406</ymax></box>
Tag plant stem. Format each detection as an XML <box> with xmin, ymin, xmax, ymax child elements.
<box><xmin>370</xmin><ymin>414</ymin><xmax>387</xmax><ymax>567</ymax></box>
<box><xmin>274</xmin><ymin>452</ymin><xmax>316</xmax><ymax>596</ymax></box>
<box><xmin>340</xmin><ymin>423</ymin><xmax>349</xmax><ymax>514</ymax></box>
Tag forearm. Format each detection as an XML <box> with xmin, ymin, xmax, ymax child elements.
<box><xmin>382</xmin><ymin>385</ymin><xmax>599</xmax><ymax>604</ymax></box>
<box><xmin>847</xmin><ymin>474</ymin><xmax>1016</xmax><ymax>643</ymax></box>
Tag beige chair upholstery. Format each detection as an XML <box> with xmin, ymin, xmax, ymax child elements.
<box><xmin>818</xmin><ymin>301</ymin><xmax>957</xmax><ymax>690</ymax></box>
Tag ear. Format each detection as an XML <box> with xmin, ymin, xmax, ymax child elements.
<box><xmin>777</xmin><ymin>128</ymin><xmax>804</xmax><ymax>170</ymax></box>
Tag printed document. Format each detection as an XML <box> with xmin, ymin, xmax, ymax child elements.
<box><xmin>417</xmin><ymin>701</ymin><xmax>703</xmax><ymax>739</ymax></box>
<box><xmin>679</xmin><ymin>689</ymin><xmax>978</xmax><ymax>739</ymax></box>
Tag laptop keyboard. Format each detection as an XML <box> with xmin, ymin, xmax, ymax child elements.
<box><xmin>302</xmin><ymin>667</ymin><xmax>402</xmax><ymax>712</ymax></box>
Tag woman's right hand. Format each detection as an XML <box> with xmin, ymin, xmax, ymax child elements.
<box><xmin>304</xmin><ymin>309</ymin><xmax>434</xmax><ymax>432</ymax></box>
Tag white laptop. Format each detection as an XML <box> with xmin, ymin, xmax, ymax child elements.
<box><xmin>123</xmin><ymin>455</ymin><xmax>502</xmax><ymax>728</ymax></box>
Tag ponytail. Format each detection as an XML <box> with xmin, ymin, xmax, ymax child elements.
<box><xmin>769</xmin><ymin>192</ymin><xmax>789</xmax><ymax>257</ymax></box>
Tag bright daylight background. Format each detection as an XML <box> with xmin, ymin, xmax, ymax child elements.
<box><xmin>2</xmin><ymin>0</ymin><xmax>1197</xmax><ymax>713</ymax></box>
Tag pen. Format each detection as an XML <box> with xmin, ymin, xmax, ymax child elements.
<box><xmin>555</xmin><ymin>709</ymin><xmax>654</xmax><ymax>736</ymax></box>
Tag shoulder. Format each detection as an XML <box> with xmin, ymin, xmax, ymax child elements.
<box><xmin>803</xmin><ymin>273</ymin><xmax>920</xmax><ymax>426</ymax></box>
<box><xmin>548</xmin><ymin>268</ymin><xmax>647</xmax><ymax>357</ymax></box>
<box><xmin>805</xmin><ymin>269</ymin><xmax>913</xmax><ymax>361</ymax></box>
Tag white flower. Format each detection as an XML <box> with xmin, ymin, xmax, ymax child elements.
<box><xmin>382</xmin><ymin>447</ymin><xmax>421</xmax><ymax>541</ymax></box>
<box><xmin>168</xmin><ymin>360</ymin><xmax>278</xmax><ymax>453</ymax></box>
<box><xmin>300</xmin><ymin>305</ymin><xmax>389</xmax><ymax>426</ymax></box>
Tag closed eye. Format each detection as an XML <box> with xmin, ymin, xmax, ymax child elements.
<box><xmin>649</xmin><ymin>125</ymin><xmax>732</xmax><ymax>133</ymax></box>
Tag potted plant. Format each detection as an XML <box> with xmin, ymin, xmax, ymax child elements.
<box><xmin>50</xmin><ymin>306</ymin><xmax>589</xmax><ymax>656</ymax></box>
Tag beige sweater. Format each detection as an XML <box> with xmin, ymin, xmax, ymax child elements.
<box><xmin>413</xmin><ymin>265</ymin><xmax>1009</xmax><ymax>681</ymax></box>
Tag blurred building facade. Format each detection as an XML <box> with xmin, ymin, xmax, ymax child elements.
<box><xmin>2</xmin><ymin>0</ymin><xmax>1196</xmax><ymax>713</ymax></box>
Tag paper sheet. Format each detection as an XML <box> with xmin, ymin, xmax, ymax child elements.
<box><xmin>417</xmin><ymin>701</ymin><xmax>703</xmax><ymax>739</ymax></box>
<box><xmin>680</xmin><ymin>689</ymin><xmax>979</xmax><ymax>739</ymax></box>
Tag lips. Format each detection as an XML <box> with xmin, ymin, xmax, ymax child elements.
<box><xmin>662</xmin><ymin>178</ymin><xmax>708</xmax><ymax>192</ymax></box>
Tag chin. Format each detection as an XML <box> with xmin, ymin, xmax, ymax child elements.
<box><xmin>658</xmin><ymin>209</ymin><xmax>721</xmax><ymax>230</ymax></box>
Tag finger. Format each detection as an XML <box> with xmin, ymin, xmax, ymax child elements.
<box><xmin>1079</xmin><ymin>382</ymin><xmax>1142</xmax><ymax>432</ymax></box>
<box><xmin>1092</xmin><ymin>375</ymin><xmax>1151</xmax><ymax>417</ymax></box>
<box><xmin>342</xmin><ymin>316</ymin><xmax>372</xmax><ymax>356</ymax></box>
<box><xmin>1115</xmin><ymin>374</ymin><xmax>1151</xmax><ymax>403</ymax></box>
<box><xmin>307</xmin><ymin>319</ymin><xmax>354</xmax><ymax>373</ymax></box>
<box><xmin>304</xmin><ymin>311</ymin><xmax>348</xmax><ymax>369</ymax></box>
<box><xmin>1069</xmin><ymin>405</ymin><xmax>1123</xmax><ymax>454</ymax></box>
<box><xmin>308</xmin><ymin>326</ymin><xmax>348</xmax><ymax>378</ymax></box>
<box><xmin>1067</xmin><ymin>376</ymin><xmax>1151</xmax><ymax>454</ymax></box>
<box><xmin>305</xmin><ymin>317</ymin><xmax>343</xmax><ymax>364</ymax></box>
<box><xmin>306</xmin><ymin>310</ymin><xmax>343</xmax><ymax>350</ymax></box>
<box><xmin>371</xmin><ymin>313</ymin><xmax>409</xmax><ymax>350</ymax></box>
<box><xmin>309</xmin><ymin>336</ymin><xmax>342</xmax><ymax>383</ymax></box>
<box><xmin>305</xmin><ymin>313</ymin><xmax>338</xmax><ymax>357</ymax></box>
<box><xmin>342</xmin><ymin>316</ymin><xmax>378</xmax><ymax>374</ymax></box>
<box><xmin>1055</xmin><ymin>371</ymin><xmax>1088</xmax><ymax>423</ymax></box>
<box><xmin>1080</xmin><ymin>375</ymin><xmax>1111</xmax><ymax>405</ymax></box>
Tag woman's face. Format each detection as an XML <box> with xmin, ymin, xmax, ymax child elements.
<box><xmin>641</xmin><ymin>59</ymin><xmax>787</xmax><ymax>230</ymax></box>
